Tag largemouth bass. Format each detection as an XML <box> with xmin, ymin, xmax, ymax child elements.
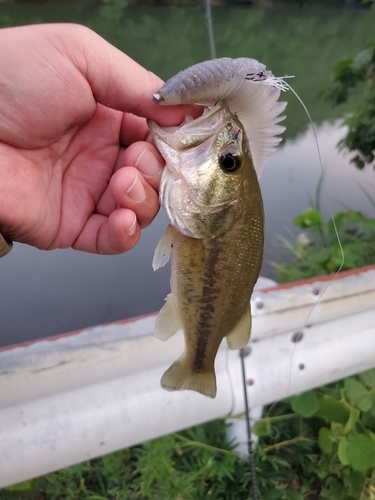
<box><xmin>149</xmin><ymin>58</ymin><xmax>286</xmax><ymax>398</ymax></box>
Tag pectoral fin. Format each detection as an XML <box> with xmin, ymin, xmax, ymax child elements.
<box><xmin>155</xmin><ymin>293</ymin><xmax>181</xmax><ymax>341</ymax></box>
<box><xmin>161</xmin><ymin>359</ymin><xmax>217</xmax><ymax>398</ymax></box>
<box><xmin>225</xmin><ymin>305</ymin><xmax>251</xmax><ymax>350</ymax></box>
<box><xmin>152</xmin><ymin>225</ymin><xmax>174</xmax><ymax>271</ymax></box>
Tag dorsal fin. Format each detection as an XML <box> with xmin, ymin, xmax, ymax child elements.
<box><xmin>225</xmin><ymin>81</ymin><xmax>286</xmax><ymax>177</ymax></box>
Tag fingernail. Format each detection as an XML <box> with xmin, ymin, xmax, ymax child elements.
<box><xmin>135</xmin><ymin>148</ymin><xmax>163</xmax><ymax>178</ymax></box>
<box><xmin>127</xmin><ymin>215</ymin><xmax>137</xmax><ymax>236</ymax></box>
<box><xmin>127</xmin><ymin>174</ymin><xmax>145</xmax><ymax>203</ymax></box>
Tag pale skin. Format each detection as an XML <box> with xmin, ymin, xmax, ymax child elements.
<box><xmin>0</xmin><ymin>23</ymin><xmax>198</xmax><ymax>254</ymax></box>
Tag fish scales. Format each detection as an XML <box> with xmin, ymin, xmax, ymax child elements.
<box><xmin>175</xmin><ymin>205</ymin><xmax>263</xmax><ymax>371</ymax></box>
<box><xmin>149</xmin><ymin>57</ymin><xmax>286</xmax><ymax>398</ymax></box>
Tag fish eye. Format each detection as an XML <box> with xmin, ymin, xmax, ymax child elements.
<box><xmin>219</xmin><ymin>153</ymin><xmax>241</xmax><ymax>173</ymax></box>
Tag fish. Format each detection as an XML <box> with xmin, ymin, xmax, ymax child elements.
<box><xmin>148</xmin><ymin>58</ymin><xmax>286</xmax><ymax>398</ymax></box>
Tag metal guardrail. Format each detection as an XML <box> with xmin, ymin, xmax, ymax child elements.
<box><xmin>0</xmin><ymin>265</ymin><xmax>374</xmax><ymax>488</ymax></box>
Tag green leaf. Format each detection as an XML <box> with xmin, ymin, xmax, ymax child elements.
<box><xmin>264</xmin><ymin>491</ymin><xmax>283</xmax><ymax>500</ymax></box>
<box><xmin>343</xmin><ymin>406</ymin><xmax>360</xmax><ymax>434</ymax></box>
<box><xmin>346</xmin><ymin>434</ymin><xmax>375</xmax><ymax>471</ymax></box>
<box><xmin>343</xmin><ymin>469</ymin><xmax>366</xmax><ymax>498</ymax></box>
<box><xmin>316</xmin><ymin>395</ymin><xmax>350</xmax><ymax>423</ymax></box>
<box><xmin>352</xmin><ymin>47</ymin><xmax>374</xmax><ymax>71</ymax></box>
<box><xmin>344</xmin><ymin>210</ymin><xmax>363</xmax><ymax>223</ymax></box>
<box><xmin>313</xmin><ymin>247</ymin><xmax>331</xmax><ymax>264</ymax></box>
<box><xmin>284</xmin><ymin>492</ymin><xmax>304</xmax><ymax>500</ymax></box>
<box><xmin>344</xmin><ymin>378</ymin><xmax>373</xmax><ymax>412</ymax></box>
<box><xmin>338</xmin><ymin>438</ymin><xmax>349</xmax><ymax>465</ymax></box>
<box><xmin>359</xmin><ymin>368</ymin><xmax>375</xmax><ymax>389</ymax></box>
<box><xmin>293</xmin><ymin>208</ymin><xmax>322</xmax><ymax>229</ymax></box>
<box><xmin>370</xmin><ymin>467</ymin><xmax>375</xmax><ymax>487</ymax></box>
<box><xmin>320</xmin><ymin>476</ymin><xmax>346</xmax><ymax>499</ymax></box>
<box><xmin>318</xmin><ymin>427</ymin><xmax>334</xmax><ymax>453</ymax></box>
<box><xmin>351</xmin><ymin>155</ymin><xmax>365</xmax><ymax>170</ymax></box>
<box><xmin>290</xmin><ymin>391</ymin><xmax>319</xmax><ymax>417</ymax></box>
<box><xmin>4</xmin><ymin>479</ymin><xmax>38</xmax><ymax>491</ymax></box>
<box><xmin>254</xmin><ymin>420</ymin><xmax>271</xmax><ymax>437</ymax></box>
<box><xmin>332</xmin><ymin>58</ymin><xmax>354</xmax><ymax>80</ymax></box>
<box><xmin>369</xmin><ymin>431</ymin><xmax>375</xmax><ymax>444</ymax></box>
<box><xmin>330</xmin><ymin>422</ymin><xmax>346</xmax><ymax>438</ymax></box>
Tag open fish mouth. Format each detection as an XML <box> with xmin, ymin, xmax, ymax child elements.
<box><xmin>148</xmin><ymin>103</ymin><xmax>233</xmax><ymax>181</ymax></box>
<box><xmin>148</xmin><ymin>104</ymin><xmax>224</xmax><ymax>155</ymax></box>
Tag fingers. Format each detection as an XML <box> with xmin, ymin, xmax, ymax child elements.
<box><xmin>109</xmin><ymin>166</ymin><xmax>160</xmax><ymax>230</ymax></box>
<box><xmin>120</xmin><ymin>112</ymin><xmax>149</xmax><ymax>146</ymax></box>
<box><xmin>122</xmin><ymin>141</ymin><xmax>164</xmax><ymax>191</ymax></box>
<box><xmin>73</xmin><ymin>162</ymin><xmax>161</xmax><ymax>254</ymax></box>
<box><xmin>71</xmin><ymin>25</ymin><xmax>201</xmax><ymax>126</ymax></box>
<box><xmin>72</xmin><ymin>209</ymin><xmax>140</xmax><ymax>255</ymax></box>
<box><xmin>95</xmin><ymin>141</ymin><xmax>164</xmax><ymax>217</ymax></box>
<box><xmin>76</xmin><ymin>141</ymin><xmax>164</xmax><ymax>255</ymax></box>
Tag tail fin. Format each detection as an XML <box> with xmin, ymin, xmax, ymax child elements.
<box><xmin>161</xmin><ymin>360</ymin><xmax>217</xmax><ymax>398</ymax></box>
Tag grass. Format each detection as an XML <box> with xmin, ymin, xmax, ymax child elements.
<box><xmin>273</xmin><ymin>207</ymin><xmax>375</xmax><ymax>283</ymax></box>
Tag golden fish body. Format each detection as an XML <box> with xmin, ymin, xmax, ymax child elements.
<box><xmin>149</xmin><ymin>103</ymin><xmax>263</xmax><ymax>398</ymax></box>
<box><xmin>149</xmin><ymin>57</ymin><xmax>286</xmax><ymax>398</ymax></box>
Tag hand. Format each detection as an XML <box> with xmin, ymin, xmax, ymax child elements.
<box><xmin>0</xmin><ymin>23</ymin><xmax>196</xmax><ymax>254</ymax></box>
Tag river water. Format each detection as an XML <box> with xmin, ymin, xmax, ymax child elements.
<box><xmin>0</xmin><ymin>3</ymin><xmax>374</xmax><ymax>346</ymax></box>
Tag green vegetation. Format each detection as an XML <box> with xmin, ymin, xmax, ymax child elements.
<box><xmin>323</xmin><ymin>39</ymin><xmax>375</xmax><ymax>170</ymax></box>
<box><xmin>2</xmin><ymin>368</ymin><xmax>375</xmax><ymax>499</ymax></box>
<box><xmin>254</xmin><ymin>368</ymin><xmax>375</xmax><ymax>499</ymax></box>
<box><xmin>273</xmin><ymin>207</ymin><xmax>375</xmax><ymax>283</ymax></box>
<box><xmin>320</xmin><ymin>0</ymin><xmax>375</xmax><ymax>169</ymax></box>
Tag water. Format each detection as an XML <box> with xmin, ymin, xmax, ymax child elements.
<box><xmin>0</xmin><ymin>3</ymin><xmax>374</xmax><ymax>346</ymax></box>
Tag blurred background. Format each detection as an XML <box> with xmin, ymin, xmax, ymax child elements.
<box><xmin>0</xmin><ymin>0</ymin><xmax>374</xmax><ymax>346</ymax></box>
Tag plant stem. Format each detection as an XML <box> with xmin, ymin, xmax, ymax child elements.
<box><xmin>257</xmin><ymin>413</ymin><xmax>299</xmax><ymax>423</ymax></box>
<box><xmin>173</xmin><ymin>434</ymin><xmax>234</xmax><ymax>456</ymax></box>
<box><xmin>263</xmin><ymin>436</ymin><xmax>314</xmax><ymax>453</ymax></box>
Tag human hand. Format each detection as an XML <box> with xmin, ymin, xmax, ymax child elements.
<box><xmin>0</xmin><ymin>23</ymin><xmax>197</xmax><ymax>254</ymax></box>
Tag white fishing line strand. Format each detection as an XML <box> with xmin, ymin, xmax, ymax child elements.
<box><xmin>267</xmin><ymin>77</ymin><xmax>346</xmax><ymax>409</ymax></box>
<box><xmin>277</xmin><ymin>77</ymin><xmax>345</xmax><ymax>281</ymax></box>
<box><xmin>203</xmin><ymin>0</ymin><xmax>216</xmax><ymax>60</ymax></box>
<box><xmin>240</xmin><ymin>348</ymin><xmax>259</xmax><ymax>500</ymax></box>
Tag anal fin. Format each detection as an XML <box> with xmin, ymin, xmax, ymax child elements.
<box><xmin>161</xmin><ymin>359</ymin><xmax>217</xmax><ymax>398</ymax></box>
<box><xmin>155</xmin><ymin>293</ymin><xmax>181</xmax><ymax>341</ymax></box>
<box><xmin>225</xmin><ymin>305</ymin><xmax>251</xmax><ymax>350</ymax></box>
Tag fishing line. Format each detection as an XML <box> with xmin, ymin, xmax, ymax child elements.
<box><xmin>265</xmin><ymin>77</ymin><xmax>345</xmax><ymax>413</ymax></box>
<box><xmin>203</xmin><ymin>0</ymin><xmax>217</xmax><ymax>60</ymax></box>
<box><xmin>281</xmin><ymin>79</ymin><xmax>345</xmax><ymax>397</ymax></box>
<box><xmin>225</xmin><ymin>346</ymin><xmax>237</xmax><ymax>415</ymax></box>
<box><xmin>274</xmin><ymin>76</ymin><xmax>345</xmax><ymax>288</ymax></box>
<box><xmin>240</xmin><ymin>348</ymin><xmax>259</xmax><ymax>500</ymax></box>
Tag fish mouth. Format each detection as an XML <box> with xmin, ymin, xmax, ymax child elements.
<box><xmin>147</xmin><ymin>104</ymin><xmax>228</xmax><ymax>180</ymax></box>
<box><xmin>147</xmin><ymin>120</ymin><xmax>181</xmax><ymax>180</ymax></box>
<box><xmin>148</xmin><ymin>103</ymin><xmax>226</xmax><ymax>152</ymax></box>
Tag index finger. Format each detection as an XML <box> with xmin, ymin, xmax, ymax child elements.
<box><xmin>72</xmin><ymin>25</ymin><xmax>201</xmax><ymax>126</ymax></box>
